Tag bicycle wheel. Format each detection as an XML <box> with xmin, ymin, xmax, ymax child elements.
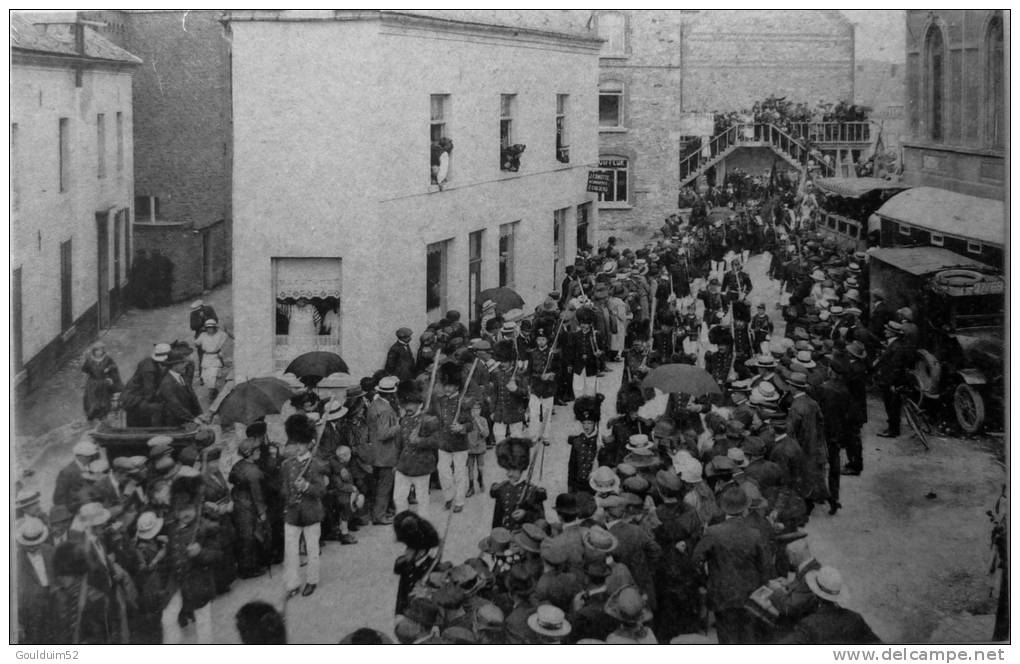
<box><xmin>903</xmin><ymin>399</ymin><xmax>930</xmax><ymax>449</ymax></box>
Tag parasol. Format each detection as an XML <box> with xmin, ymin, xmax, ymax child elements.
<box><xmin>479</xmin><ymin>287</ymin><xmax>525</xmax><ymax>313</ymax></box>
<box><xmin>284</xmin><ymin>351</ymin><xmax>350</xmax><ymax>380</ymax></box>
<box><xmin>213</xmin><ymin>377</ymin><xmax>296</xmax><ymax>427</ymax></box>
<box><xmin>640</xmin><ymin>363</ymin><xmax>722</xmax><ymax>397</ymax></box>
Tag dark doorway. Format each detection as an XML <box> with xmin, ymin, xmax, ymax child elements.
<box><xmin>96</xmin><ymin>212</ymin><xmax>110</xmax><ymax>329</ymax></box>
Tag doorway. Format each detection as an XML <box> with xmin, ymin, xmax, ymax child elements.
<box><xmin>96</xmin><ymin>211</ymin><xmax>110</xmax><ymax>329</ymax></box>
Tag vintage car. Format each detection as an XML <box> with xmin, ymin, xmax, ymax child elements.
<box><xmin>90</xmin><ymin>422</ymin><xmax>204</xmax><ymax>460</ymax></box>
<box><xmin>868</xmin><ymin>247</ymin><xmax>1004</xmax><ymax>434</ymax></box>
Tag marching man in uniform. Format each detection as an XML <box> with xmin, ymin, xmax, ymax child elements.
<box><xmin>281</xmin><ymin>413</ymin><xmax>328</xmax><ymax>599</ymax></box>
<box><xmin>527</xmin><ymin>324</ymin><xmax>560</xmax><ymax>443</ymax></box>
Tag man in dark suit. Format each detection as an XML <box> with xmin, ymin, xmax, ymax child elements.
<box><xmin>157</xmin><ymin>351</ymin><xmax>204</xmax><ymax>427</ymax></box>
<box><xmin>122</xmin><ymin>343</ymin><xmax>170</xmax><ymax>426</ymax></box>
<box><xmin>842</xmin><ymin>342</ymin><xmax>869</xmax><ymax>475</ymax></box>
<box><xmin>385</xmin><ymin>328</ymin><xmax>417</xmax><ymax>382</ymax></box>
<box><xmin>778</xmin><ymin>567</ymin><xmax>880</xmax><ymax>644</ymax></box>
<box><xmin>16</xmin><ymin>517</ymin><xmax>55</xmax><ymax>644</ymax></box>
<box><xmin>52</xmin><ymin>439</ymin><xmax>100</xmax><ymax>515</ymax></box>
<box><xmin>692</xmin><ymin>484</ymin><xmax>770</xmax><ymax>644</ymax></box>
<box><xmin>815</xmin><ymin>363</ymin><xmax>852</xmax><ymax>515</ymax></box>
<box><xmin>785</xmin><ymin>372</ymin><xmax>830</xmax><ymax>514</ymax></box>
<box><xmin>874</xmin><ymin>322</ymin><xmax>915</xmax><ymax>439</ymax></box>
<box><xmin>604</xmin><ymin>495</ymin><xmax>662</xmax><ymax>611</ymax></box>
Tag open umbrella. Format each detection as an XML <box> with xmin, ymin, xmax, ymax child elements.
<box><xmin>479</xmin><ymin>287</ymin><xmax>524</xmax><ymax>313</ymax></box>
<box><xmin>640</xmin><ymin>364</ymin><xmax>721</xmax><ymax>397</ymax></box>
<box><xmin>214</xmin><ymin>377</ymin><xmax>296</xmax><ymax>427</ymax></box>
<box><xmin>285</xmin><ymin>351</ymin><xmax>349</xmax><ymax>380</ymax></box>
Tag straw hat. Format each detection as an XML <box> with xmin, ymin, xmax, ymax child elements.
<box><xmin>527</xmin><ymin>605</ymin><xmax>571</xmax><ymax>638</ymax></box>
<box><xmin>589</xmin><ymin>466</ymin><xmax>621</xmax><ymax>493</ymax></box>
<box><xmin>806</xmin><ymin>566</ymin><xmax>846</xmax><ymax>604</ymax></box>
<box><xmin>135</xmin><ymin>511</ymin><xmax>164</xmax><ymax>540</ymax></box>
<box><xmin>16</xmin><ymin>517</ymin><xmax>49</xmax><ymax>546</ymax></box>
<box><xmin>76</xmin><ymin>502</ymin><xmax>112</xmax><ymax>528</ymax></box>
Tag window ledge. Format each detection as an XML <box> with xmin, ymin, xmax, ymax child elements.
<box><xmin>600</xmin><ymin>54</ymin><xmax>629</xmax><ymax>60</ymax></box>
<box><xmin>598</xmin><ymin>203</ymin><xmax>633</xmax><ymax>210</ymax></box>
<box><xmin>599</xmin><ymin>127</ymin><xmax>628</xmax><ymax>134</ymax></box>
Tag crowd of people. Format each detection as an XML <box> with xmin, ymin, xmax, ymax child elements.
<box><xmin>17</xmin><ymin>178</ymin><xmax>920</xmax><ymax>645</ymax></box>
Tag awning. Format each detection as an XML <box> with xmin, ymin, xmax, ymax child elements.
<box><xmin>815</xmin><ymin>177</ymin><xmax>911</xmax><ymax>198</ymax></box>
<box><xmin>875</xmin><ymin>187</ymin><xmax>1005</xmax><ymax>247</ymax></box>
<box><xmin>868</xmin><ymin>247</ymin><xmax>992</xmax><ymax>276</ymax></box>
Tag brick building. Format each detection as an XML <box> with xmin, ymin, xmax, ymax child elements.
<box><xmin>11</xmin><ymin>14</ymin><xmax>139</xmax><ymax>394</ymax></box>
<box><xmin>228</xmin><ymin>10</ymin><xmax>601</xmax><ymax>379</ymax></box>
<box><xmin>593</xmin><ymin>10</ymin><xmax>856</xmax><ymax>238</ymax></box>
<box><xmin>79</xmin><ymin>10</ymin><xmax>233</xmax><ymax>304</ymax></box>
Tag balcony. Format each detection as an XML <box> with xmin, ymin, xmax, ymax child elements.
<box><xmin>787</xmin><ymin>122</ymin><xmax>873</xmax><ymax>147</ymax></box>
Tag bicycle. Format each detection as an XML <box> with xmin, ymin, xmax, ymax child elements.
<box><xmin>898</xmin><ymin>379</ymin><xmax>932</xmax><ymax>450</ymax></box>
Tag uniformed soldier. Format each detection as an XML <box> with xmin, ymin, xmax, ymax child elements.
<box><xmin>567</xmin><ymin>395</ymin><xmax>604</xmax><ymax>495</ymax></box>
<box><xmin>527</xmin><ymin>324</ymin><xmax>560</xmax><ymax>442</ymax></box>
<box><xmin>280</xmin><ymin>414</ymin><xmax>328</xmax><ymax>598</ymax></box>
<box><xmin>491</xmin><ymin>438</ymin><xmax>546</xmax><ymax>530</ymax></box>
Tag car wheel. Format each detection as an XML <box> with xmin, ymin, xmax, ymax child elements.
<box><xmin>954</xmin><ymin>383</ymin><xmax>985</xmax><ymax>434</ymax></box>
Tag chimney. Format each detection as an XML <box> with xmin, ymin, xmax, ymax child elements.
<box><xmin>74</xmin><ymin>20</ymin><xmax>85</xmax><ymax>55</ymax></box>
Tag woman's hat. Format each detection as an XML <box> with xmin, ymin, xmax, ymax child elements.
<box><xmin>705</xmin><ymin>455</ymin><xmax>737</xmax><ymax>478</ymax></box>
<box><xmin>135</xmin><ymin>511</ymin><xmax>164</xmax><ymax>540</ymax></box>
<box><xmin>806</xmin><ymin>566</ymin><xmax>846</xmax><ymax>603</ymax></box>
<box><xmin>527</xmin><ymin>605</ymin><xmax>572</xmax><ymax>638</ymax></box>
<box><xmin>77</xmin><ymin>502</ymin><xmax>112</xmax><ymax>528</ymax></box>
<box><xmin>582</xmin><ymin>526</ymin><xmax>618</xmax><ymax>555</ymax></box>
<box><xmin>15</xmin><ymin>516</ymin><xmax>49</xmax><ymax>546</ymax></box>
<box><xmin>589</xmin><ymin>466</ymin><xmax>621</xmax><ymax>493</ymax></box>
<box><xmin>718</xmin><ymin>484</ymin><xmax>750</xmax><ymax>515</ymax></box>
<box><xmin>478</xmin><ymin>527</ymin><xmax>513</xmax><ymax>555</ymax></box>
<box><xmin>605</xmin><ymin>585</ymin><xmax>652</xmax><ymax>625</ymax></box>
<box><xmin>655</xmin><ymin>469</ymin><xmax>683</xmax><ymax>495</ymax></box>
<box><xmin>725</xmin><ymin>420</ymin><xmax>748</xmax><ymax>441</ymax></box>
<box><xmin>513</xmin><ymin>530</ymin><xmax>543</xmax><ymax>554</ymax></box>
<box><xmin>795</xmin><ymin>350</ymin><xmax>817</xmax><ymax>368</ymax></box>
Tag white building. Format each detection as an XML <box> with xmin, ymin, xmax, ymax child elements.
<box><xmin>11</xmin><ymin>15</ymin><xmax>139</xmax><ymax>394</ymax></box>
<box><xmin>228</xmin><ymin>10</ymin><xmax>602</xmax><ymax>379</ymax></box>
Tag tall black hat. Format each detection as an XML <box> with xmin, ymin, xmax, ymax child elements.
<box><xmin>573</xmin><ymin>394</ymin><xmax>605</xmax><ymax>422</ymax></box>
<box><xmin>495</xmin><ymin>437</ymin><xmax>533</xmax><ymax>471</ymax></box>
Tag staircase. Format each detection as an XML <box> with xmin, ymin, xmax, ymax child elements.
<box><xmin>679</xmin><ymin>122</ymin><xmax>841</xmax><ymax>188</ymax></box>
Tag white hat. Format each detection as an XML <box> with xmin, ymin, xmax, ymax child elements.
<box><xmin>677</xmin><ymin>457</ymin><xmax>703</xmax><ymax>483</ymax></box>
<box><xmin>806</xmin><ymin>566</ymin><xmax>845</xmax><ymax>603</ymax></box>
<box><xmin>324</xmin><ymin>399</ymin><xmax>349</xmax><ymax>422</ymax></box>
<box><xmin>204</xmin><ymin>319</ymin><xmax>218</xmax><ymax>327</ymax></box>
<box><xmin>376</xmin><ymin>376</ymin><xmax>399</xmax><ymax>393</ymax></box>
<box><xmin>76</xmin><ymin>502</ymin><xmax>112</xmax><ymax>528</ymax></box>
<box><xmin>16</xmin><ymin>517</ymin><xmax>49</xmax><ymax>546</ymax></box>
<box><xmin>135</xmin><ymin>512</ymin><xmax>164</xmax><ymax>540</ymax></box>
<box><xmin>190</xmin><ymin>300</ymin><xmax>204</xmax><ymax>310</ymax></box>
<box><xmin>73</xmin><ymin>439</ymin><xmax>100</xmax><ymax>457</ymax></box>
<box><xmin>527</xmin><ymin>604</ymin><xmax>571</xmax><ymax>638</ymax></box>
<box><xmin>152</xmin><ymin>343</ymin><xmax>172</xmax><ymax>361</ymax></box>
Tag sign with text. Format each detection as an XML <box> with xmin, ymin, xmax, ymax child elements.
<box><xmin>587</xmin><ymin>170</ymin><xmax>612</xmax><ymax>193</ymax></box>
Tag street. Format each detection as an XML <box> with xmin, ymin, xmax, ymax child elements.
<box><xmin>15</xmin><ymin>250</ymin><xmax>1003</xmax><ymax>644</ymax></box>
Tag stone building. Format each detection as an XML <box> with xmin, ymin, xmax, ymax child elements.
<box><xmin>80</xmin><ymin>10</ymin><xmax>233</xmax><ymax>303</ymax></box>
<box><xmin>227</xmin><ymin>10</ymin><xmax>601</xmax><ymax>379</ymax></box>
<box><xmin>902</xmin><ymin>10</ymin><xmax>1005</xmax><ymax>200</ymax></box>
<box><xmin>592</xmin><ymin>10</ymin><xmax>857</xmax><ymax>237</ymax></box>
<box><xmin>11</xmin><ymin>14</ymin><xmax>140</xmax><ymax>394</ymax></box>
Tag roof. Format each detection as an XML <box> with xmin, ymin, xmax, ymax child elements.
<box><xmin>815</xmin><ymin>177</ymin><xmax>910</xmax><ymax>198</ymax></box>
<box><xmin>875</xmin><ymin>187</ymin><xmax>1005</xmax><ymax>247</ymax></box>
<box><xmin>868</xmin><ymin>247</ymin><xmax>992</xmax><ymax>276</ymax></box>
<box><xmin>10</xmin><ymin>13</ymin><xmax>141</xmax><ymax>64</ymax></box>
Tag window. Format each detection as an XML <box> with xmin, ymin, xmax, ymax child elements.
<box><xmin>426</xmin><ymin>240</ymin><xmax>450</xmax><ymax>321</ymax></box>
<box><xmin>469</xmin><ymin>230</ymin><xmax>484</xmax><ymax>326</ymax></box>
<box><xmin>576</xmin><ymin>203</ymin><xmax>592</xmax><ymax>254</ymax></box>
<box><xmin>97</xmin><ymin>113</ymin><xmax>106</xmax><ymax>179</ymax></box>
<box><xmin>11</xmin><ymin>123</ymin><xmax>19</xmax><ymax>211</ymax></box>
<box><xmin>272</xmin><ymin>257</ymin><xmax>342</xmax><ymax>370</ymax></box>
<box><xmin>599</xmin><ymin>81</ymin><xmax>624</xmax><ymax>128</ymax></box>
<box><xmin>556</xmin><ymin>94</ymin><xmax>569</xmax><ymax>163</ymax></box>
<box><xmin>598</xmin><ymin>157</ymin><xmax>629</xmax><ymax>204</ymax></box>
<box><xmin>116</xmin><ymin>112</ymin><xmax>124</xmax><ymax>174</ymax></box>
<box><xmin>553</xmin><ymin>208</ymin><xmax>568</xmax><ymax>287</ymax></box>
<box><xmin>430</xmin><ymin>94</ymin><xmax>452</xmax><ymax>185</ymax></box>
<box><xmin>898</xmin><ymin>223</ymin><xmax>912</xmax><ymax>236</ymax></box>
<box><xmin>134</xmin><ymin>195</ymin><xmax>160</xmax><ymax>222</ymax></box>
<box><xmin>967</xmin><ymin>241</ymin><xmax>983</xmax><ymax>255</ymax></box>
<box><xmin>59</xmin><ymin>117</ymin><xmax>69</xmax><ymax>192</ymax></box>
<box><xmin>985</xmin><ymin>15</ymin><xmax>1004</xmax><ymax>147</ymax></box>
<box><xmin>500</xmin><ymin>94</ymin><xmax>521</xmax><ymax>171</ymax></box>
<box><xmin>499</xmin><ymin>222</ymin><xmax>518</xmax><ymax>288</ymax></box>
<box><xmin>598</xmin><ymin>11</ymin><xmax>626</xmax><ymax>57</ymax></box>
<box><xmin>60</xmin><ymin>239</ymin><xmax>73</xmax><ymax>330</ymax></box>
<box><xmin>924</xmin><ymin>26</ymin><xmax>946</xmax><ymax>142</ymax></box>
<box><xmin>930</xmin><ymin>233</ymin><xmax>944</xmax><ymax>247</ymax></box>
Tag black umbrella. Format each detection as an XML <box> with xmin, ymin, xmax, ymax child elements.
<box><xmin>479</xmin><ymin>287</ymin><xmax>525</xmax><ymax>312</ymax></box>
<box><xmin>285</xmin><ymin>351</ymin><xmax>350</xmax><ymax>380</ymax></box>
<box><xmin>214</xmin><ymin>377</ymin><xmax>296</xmax><ymax>428</ymax></box>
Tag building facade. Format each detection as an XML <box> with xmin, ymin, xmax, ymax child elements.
<box><xmin>11</xmin><ymin>15</ymin><xmax>140</xmax><ymax>394</ymax></box>
<box><xmin>228</xmin><ymin>11</ymin><xmax>601</xmax><ymax>379</ymax></box>
<box><xmin>593</xmin><ymin>10</ymin><xmax>856</xmax><ymax>237</ymax></box>
<box><xmin>902</xmin><ymin>10</ymin><xmax>1006</xmax><ymax>200</ymax></box>
<box><xmin>80</xmin><ymin>10</ymin><xmax>234</xmax><ymax>303</ymax></box>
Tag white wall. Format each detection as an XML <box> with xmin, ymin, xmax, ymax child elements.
<box><xmin>11</xmin><ymin>63</ymin><xmax>134</xmax><ymax>362</ymax></box>
<box><xmin>231</xmin><ymin>16</ymin><xmax>600</xmax><ymax>379</ymax></box>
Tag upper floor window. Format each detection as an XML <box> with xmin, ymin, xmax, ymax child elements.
<box><xmin>59</xmin><ymin>117</ymin><xmax>69</xmax><ymax>193</ymax></box>
<box><xmin>924</xmin><ymin>26</ymin><xmax>946</xmax><ymax>143</ymax></box>
<box><xmin>598</xmin><ymin>12</ymin><xmax>626</xmax><ymax>57</ymax></box>
<box><xmin>598</xmin><ymin>156</ymin><xmax>629</xmax><ymax>205</ymax></box>
<box><xmin>116</xmin><ymin>112</ymin><xmax>124</xmax><ymax>174</ymax></box>
<box><xmin>500</xmin><ymin>94</ymin><xmax>524</xmax><ymax>172</ymax></box>
<box><xmin>97</xmin><ymin>113</ymin><xmax>106</xmax><ymax>179</ymax></box>
<box><xmin>430</xmin><ymin>94</ymin><xmax>453</xmax><ymax>186</ymax></box>
<box><xmin>599</xmin><ymin>81</ymin><xmax>624</xmax><ymax>128</ymax></box>
<box><xmin>985</xmin><ymin>14</ymin><xmax>1004</xmax><ymax>148</ymax></box>
<box><xmin>556</xmin><ymin>94</ymin><xmax>569</xmax><ymax>163</ymax></box>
